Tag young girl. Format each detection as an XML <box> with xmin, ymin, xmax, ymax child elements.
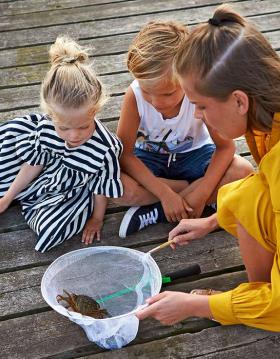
<box><xmin>115</xmin><ymin>20</ymin><xmax>253</xmax><ymax>238</ymax></box>
<box><xmin>0</xmin><ymin>36</ymin><xmax>123</xmax><ymax>252</ymax></box>
<box><xmin>136</xmin><ymin>5</ymin><xmax>280</xmax><ymax>332</ymax></box>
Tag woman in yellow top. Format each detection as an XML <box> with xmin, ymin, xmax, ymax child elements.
<box><xmin>136</xmin><ymin>4</ymin><xmax>280</xmax><ymax>331</ymax></box>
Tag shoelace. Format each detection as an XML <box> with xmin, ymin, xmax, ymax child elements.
<box><xmin>138</xmin><ymin>208</ymin><xmax>159</xmax><ymax>230</ymax></box>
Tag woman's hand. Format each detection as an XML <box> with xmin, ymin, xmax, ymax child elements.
<box><xmin>160</xmin><ymin>189</ymin><xmax>192</xmax><ymax>222</ymax></box>
<box><xmin>168</xmin><ymin>214</ymin><xmax>218</xmax><ymax>249</ymax></box>
<box><xmin>82</xmin><ymin>217</ymin><xmax>103</xmax><ymax>245</ymax></box>
<box><xmin>136</xmin><ymin>291</ymin><xmax>212</xmax><ymax>325</ymax></box>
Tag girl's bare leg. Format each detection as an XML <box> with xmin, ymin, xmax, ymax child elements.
<box><xmin>112</xmin><ymin>173</ymin><xmax>188</xmax><ymax>206</ymax></box>
<box><xmin>237</xmin><ymin>221</ymin><xmax>274</xmax><ymax>282</ymax></box>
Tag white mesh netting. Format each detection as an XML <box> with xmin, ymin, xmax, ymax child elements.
<box><xmin>41</xmin><ymin>246</ymin><xmax>161</xmax><ymax>349</ymax></box>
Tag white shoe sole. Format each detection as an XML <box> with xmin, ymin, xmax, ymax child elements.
<box><xmin>119</xmin><ymin>206</ymin><xmax>140</xmax><ymax>238</ymax></box>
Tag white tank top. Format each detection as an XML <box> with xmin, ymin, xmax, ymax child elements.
<box><xmin>131</xmin><ymin>80</ymin><xmax>213</xmax><ymax>154</ymax></box>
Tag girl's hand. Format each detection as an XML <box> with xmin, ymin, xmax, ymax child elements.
<box><xmin>168</xmin><ymin>215</ymin><xmax>218</xmax><ymax>249</ymax></box>
<box><xmin>0</xmin><ymin>196</ymin><xmax>12</xmax><ymax>214</ymax></box>
<box><xmin>161</xmin><ymin>189</ymin><xmax>192</xmax><ymax>222</ymax></box>
<box><xmin>136</xmin><ymin>291</ymin><xmax>211</xmax><ymax>325</ymax></box>
<box><xmin>82</xmin><ymin>217</ymin><xmax>103</xmax><ymax>245</ymax></box>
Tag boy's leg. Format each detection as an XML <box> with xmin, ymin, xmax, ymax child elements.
<box><xmin>205</xmin><ymin>154</ymin><xmax>254</xmax><ymax>205</ymax></box>
<box><xmin>112</xmin><ymin>173</ymin><xmax>158</xmax><ymax>206</ymax></box>
<box><xmin>237</xmin><ymin>221</ymin><xmax>274</xmax><ymax>282</ymax></box>
<box><xmin>172</xmin><ymin>144</ymin><xmax>216</xmax><ymax>213</ymax></box>
<box><xmin>180</xmin><ymin>154</ymin><xmax>254</xmax><ymax>205</ymax></box>
<box><xmin>116</xmin><ymin>173</ymin><xmax>189</xmax><ymax>205</ymax></box>
<box><xmin>117</xmin><ymin>149</ymin><xmax>189</xmax><ymax>237</ymax></box>
<box><xmin>112</xmin><ymin>170</ymin><xmax>188</xmax><ymax>207</ymax></box>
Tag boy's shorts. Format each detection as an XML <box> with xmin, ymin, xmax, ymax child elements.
<box><xmin>134</xmin><ymin>143</ymin><xmax>216</xmax><ymax>183</ymax></box>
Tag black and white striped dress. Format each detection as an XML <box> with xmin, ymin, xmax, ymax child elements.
<box><xmin>0</xmin><ymin>114</ymin><xmax>123</xmax><ymax>252</ymax></box>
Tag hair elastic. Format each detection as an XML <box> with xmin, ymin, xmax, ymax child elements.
<box><xmin>62</xmin><ymin>56</ymin><xmax>77</xmax><ymax>64</ymax></box>
<box><xmin>208</xmin><ymin>18</ymin><xmax>222</xmax><ymax>26</ymax></box>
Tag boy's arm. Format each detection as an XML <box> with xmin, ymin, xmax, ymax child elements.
<box><xmin>182</xmin><ymin>125</ymin><xmax>235</xmax><ymax>217</ymax></box>
<box><xmin>116</xmin><ymin>86</ymin><xmax>168</xmax><ymax>198</ymax></box>
<box><xmin>200</xmin><ymin>125</ymin><xmax>235</xmax><ymax>199</ymax></box>
<box><xmin>117</xmin><ymin>87</ymin><xmax>189</xmax><ymax>221</ymax></box>
<box><xmin>200</xmin><ymin>126</ymin><xmax>235</xmax><ymax>199</ymax></box>
<box><xmin>0</xmin><ymin>162</ymin><xmax>43</xmax><ymax>212</ymax></box>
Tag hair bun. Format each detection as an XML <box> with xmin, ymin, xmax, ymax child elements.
<box><xmin>49</xmin><ymin>36</ymin><xmax>89</xmax><ymax>66</ymax></box>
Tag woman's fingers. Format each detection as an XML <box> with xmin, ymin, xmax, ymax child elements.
<box><xmin>168</xmin><ymin>221</ymin><xmax>188</xmax><ymax>240</ymax></box>
<box><xmin>172</xmin><ymin>234</ymin><xmax>190</xmax><ymax>246</ymax></box>
<box><xmin>136</xmin><ymin>293</ymin><xmax>166</xmax><ymax>320</ymax></box>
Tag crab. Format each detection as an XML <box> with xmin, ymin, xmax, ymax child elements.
<box><xmin>56</xmin><ymin>289</ymin><xmax>108</xmax><ymax>319</ymax></box>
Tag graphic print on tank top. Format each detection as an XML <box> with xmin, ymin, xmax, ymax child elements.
<box><xmin>136</xmin><ymin>127</ymin><xmax>194</xmax><ymax>153</ymax></box>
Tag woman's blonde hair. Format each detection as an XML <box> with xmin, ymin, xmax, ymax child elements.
<box><xmin>175</xmin><ymin>4</ymin><xmax>280</xmax><ymax>131</ymax></box>
<box><xmin>41</xmin><ymin>36</ymin><xmax>107</xmax><ymax>116</ymax></box>
<box><xmin>127</xmin><ymin>20</ymin><xmax>189</xmax><ymax>82</ymax></box>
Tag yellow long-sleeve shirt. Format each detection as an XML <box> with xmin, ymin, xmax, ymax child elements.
<box><xmin>209</xmin><ymin>113</ymin><xmax>280</xmax><ymax>331</ymax></box>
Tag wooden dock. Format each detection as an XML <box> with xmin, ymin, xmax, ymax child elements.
<box><xmin>1</xmin><ymin>0</ymin><xmax>280</xmax><ymax>358</ymax></box>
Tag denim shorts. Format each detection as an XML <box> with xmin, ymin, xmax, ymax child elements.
<box><xmin>134</xmin><ymin>144</ymin><xmax>216</xmax><ymax>183</ymax></box>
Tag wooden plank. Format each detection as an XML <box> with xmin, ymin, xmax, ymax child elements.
<box><xmin>0</xmin><ymin>205</ymin><xmax>26</xmax><ymax>233</ymax></box>
<box><xmin>0</xmin><ymin>72</ymin><xmax>131</xmax><ymax>113</ymax></box>
<box><xmin>0</xmin><ymin>53</ymin><xmax>127</xmax><ymax>88</ymax></box>
<box><xmin>0</xmin><ymin>221</ymin><xmax>242</xmax><ymax>279</ymax></box>
<box><xmin>235</xmin><ymin>137</ymin><xmax>250</xmax><ymax>154</ymax></box>
<box><xmin>84</xmin><ymin>326</ymin><xmax>280</xmax><ymax>359</ymax></box>
<box><xmin>0</xmin><ymin>16</ymin><xmax>279</xmax><ymax>118</ymax></box>
<box><xmin>1</xmin><ymin>1</ymin><xmax>279</xmax><ymax>50</ymax></box>
<box><xmin>0</xmin><ymin>32</ymin><xmax>135</xmax><ymax>69</ymax></box>
<box><xmin>1</xmin><ymin>292</ymin><xmax>278</xmax><ymax>358</ymax></box>
<box><xmin>1</xmin><ymin>18</ymin><xmax>279</xmax><ymax>71</ymax></box>
<box><xmin>0</xmin><ymin>0</ymin><xmax>127</xmax><ymax>16</ymax></box>
<box><xmin>1</xmin><ymin>29</ymin><xmax>279</xmax><ymax>89</ymax></box>
<box><xmin>0</xmin><ymin>272</ymin><xmax>250</xmax><ymax>358</ymax></box>
<box><xmin>0</xmin><ymin>308</ymin><xmax>216</xmax><ymax>358</ymax></box>
<box><xmin>0</xmin><ymin>96</ymin><xmax>123</xmax><ymax>124</ymax></box>
<box><xmin>0</xmin><ymin>0</ymin><xmax>241</xmax><ymax>31</ymax></box>
<box><xmin>0</xmin><ymin>213</ymin><xmax>172</xmax><ymax>272</ymax></box>
<box><xmin>0</xmin><ymin>261</ymin><xmax>247</xmax><ymax>320</ymax></box>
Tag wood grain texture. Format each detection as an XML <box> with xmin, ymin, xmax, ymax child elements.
<box><xmin>83</xmin><ymin>326</ymin><xmax>280</xmax><ymax>359</ymax></box>
<box><xmin>1</xmin><ymin>1</ymin><xmax>279</xmax><ymax>50</ymax></box>
<box><xmin>0</xmin><ymin>0</ymin><xmax>241</xmax><ymax>31</ymax></box>
<box><xmin>0</xmin><ymin>1</ymin><xmax>278</xmax><ymax>357</ymax></box>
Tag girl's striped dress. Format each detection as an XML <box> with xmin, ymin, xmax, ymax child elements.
<box><xmin>0</xmin><ymin>114</ymin><xmax>123</xmax><ymax>252</ymax></box>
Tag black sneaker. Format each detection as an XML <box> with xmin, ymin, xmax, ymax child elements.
<box><xmin>119</xmin><ymin>202</ymin><xmax>167</xmax><ymax>238</ymax></box>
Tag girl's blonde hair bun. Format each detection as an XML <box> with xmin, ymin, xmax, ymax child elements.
<box><xmin>49</xmin><ymin>36</ymin><xmax>89</xmax><ymax>66</ymax></box>
<box><xmin>41</xmin><ymin>36</ymin><xmax>107</xmax><ymax>116</ymax></box>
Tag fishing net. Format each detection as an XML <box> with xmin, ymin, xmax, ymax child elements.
<box><xmin>41</xmin><ymin>246</ymin><xmax>161</xmax><ymax>349</ymax></box>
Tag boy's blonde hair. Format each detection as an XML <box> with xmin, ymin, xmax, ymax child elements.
<box><xmin>127</xmin><ymin>21</ymin><xmax>189</xmax><ymax>82</ymax></box>
<box><xmin>175</xmin><ymin>4</ymin><xmax>280</xmax><ymax>131</ymax></box>
<box><xmin>41</xmin><ymin>36</ymin><xmax>107</xmax><ymax>116</ymax></box>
